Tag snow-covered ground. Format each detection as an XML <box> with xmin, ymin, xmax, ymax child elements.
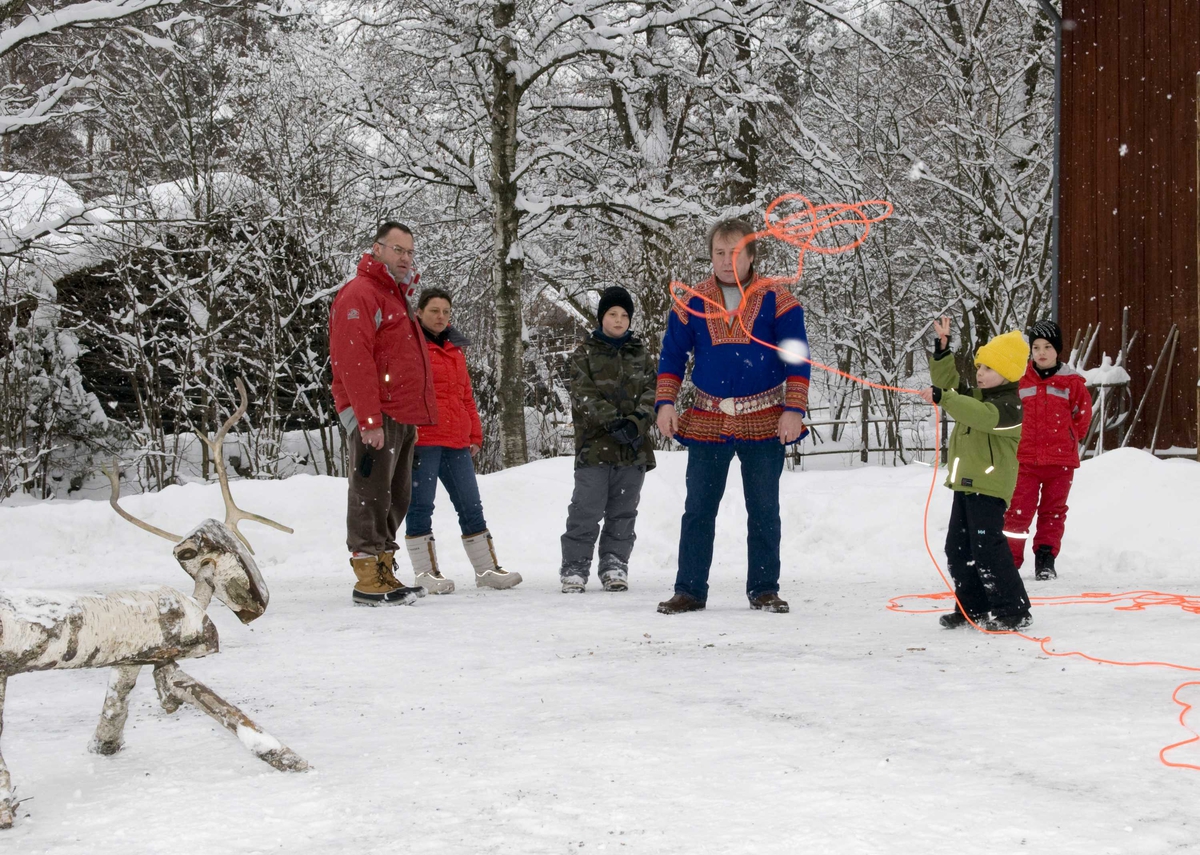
<box><xmin>2</xmin><ymin>448</ymin><xmax>1199</xmax><ymax>854</ymax></box>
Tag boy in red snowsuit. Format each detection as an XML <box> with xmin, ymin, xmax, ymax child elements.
<box><xmin>1004</xmin><ymin>320</ymin><xmax>1093</xmax><ymax>580</ymax></box>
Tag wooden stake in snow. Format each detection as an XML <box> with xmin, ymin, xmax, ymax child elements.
<box><xmin>0</xmin><ymin>380</ymin><xmax>304</xmax><ymax>831</ymax></box>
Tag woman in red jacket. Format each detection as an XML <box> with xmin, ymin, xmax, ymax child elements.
<box><xmin>403</xmin><ymin>289</ymin><xmax>522</xmax><ymax>593</ymax></box>
<box><xmin>1004</xmin><ymin>320</ymin><xmax>1093</xmax><ymax>580</ymax></box>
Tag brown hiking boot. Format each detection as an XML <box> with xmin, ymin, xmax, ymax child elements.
<box><xmin>378</xmin><ymin>550</ymin><xmax>428</xmax><ymax>599</ymax></box>
<box><xmin>350</xmin><ymin>554</ymin><xmax>421</xmax><ymax>607</ymax></box>
<box><xmin>657</xmin><ymin>592</ymin><xmax>706</xmax><ymax>615</ymax></box>
<box><xmin>749</xmin><ymin>592</ymin><xmax>789</xmax><ymax>613</ymax></box>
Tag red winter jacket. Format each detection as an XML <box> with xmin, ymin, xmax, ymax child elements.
<box><xmin>1015</xmin><ymin>361</ymin><xmax>1093</xmax><ymax>468</ymax></box>
<box><xmin>417</xmin><ymin>328</ymin><xmax>483</xmax><ymax>449</ymax></box>
<box><xmin>330</xmin><ymin>254</ymin><xmax>437</xmax><ymax>430</ymax></box>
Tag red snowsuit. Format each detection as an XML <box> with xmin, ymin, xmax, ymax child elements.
<box><xmin>330</xmin><ymin>254</ymin><xmax>437</xmax><ymax>431</ymax></box>
<box><xmin>1004</xmin><ymin>361</ymin><xmax>1093</xmax><ymax>565</ymax></box>
<box><xmin>417</xmin><ymin>329</ymin><xmax>483</xmax><ymax>450</ymax></box>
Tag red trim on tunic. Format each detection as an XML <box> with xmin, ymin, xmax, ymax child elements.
<box><xmin>691</xmin><ymin>277</ymin><xmax>769</xmax><ymax>346</ymax></box>
<box><xmin>785</xmin><ymin>376</ymin><xmax>810</xmax><ymax>412</ymax></box>
<box><xmin>656</xmin><ymin>373</ymin><xmax>682</xmax><ymax>405</ymax></box>
<box><xmin>677</xmin><ymin>406</ymin><xmax>785</xmax><ymax>443</ymax></box>
<box><xmin>775</xmin><ymin>287</ymin><xmax>800</xmax><ymax>317</ymax></box>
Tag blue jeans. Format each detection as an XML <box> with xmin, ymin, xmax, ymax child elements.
<box><xmin>405</xmin><ymin>446</ymin><xmax>487</xmax><ymax>537</ymax></box>
<box><xmin>675</xmin><ymin>441</ymin><xmax>785</xmax><ymax>602</ymax></box>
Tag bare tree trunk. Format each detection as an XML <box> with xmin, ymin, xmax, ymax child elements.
<box><xmin>728</xmin><ymin>1</ymin><xmax>760</xmax><ymax>206</ymax></box>
<box><xmin>490</xmin><ymin>0</ymin><xmax>528</xmax><ymax>468</ymax></box>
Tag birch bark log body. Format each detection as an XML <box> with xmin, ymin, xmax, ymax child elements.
<box><xmin>0</xmin><ymin>588</ymin><xmax>217</xmax><ymax>674</ymax></box>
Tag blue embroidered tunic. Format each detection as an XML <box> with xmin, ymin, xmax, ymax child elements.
<box><xmin>655</xmin><ymin>275</ymin><xmax>811</xmax><ymax>445</ymax></box>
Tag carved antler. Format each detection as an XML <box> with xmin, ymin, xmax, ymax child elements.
<box><xmin>195</xmin><ymin>378</ymin><xmax>295</xmax><ymax>553</ymax></box>
<box><xmin>105</xmin><ymin>462</ymin><xmax>181</xmax><ymax>542</ymax></box>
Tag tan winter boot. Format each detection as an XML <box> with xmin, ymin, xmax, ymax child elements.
<box><xmin>350</xmin><ymin>553</ymin><xmax>421</xmax><ymax>607</ymax></box>
<box><xmin>462</xmin><ymin>530</ymin><xmax>522</xmax><ymax>590</ymax></box>
<box><xmin>406</xmin><ymin>534</ymin><xmax>455</xmax><ymax>594</ymax></box>
<box><xmin>378</xmin><ymin>551</ymin><xmax>428</xmax><ymax>600</ymax></box>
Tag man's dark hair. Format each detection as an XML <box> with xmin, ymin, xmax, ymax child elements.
<box><xmin>418</xmin><ymin>287</ymin><xmax>453</xmax><ymax>310</ymax></box>
<box><xmin>707</xmin><ymin>218</ymin><xmax>757</xmax><ymax>259</ymax></box>
<box><xmin>374</xmin><ymin>221</ymin><xmax>413</xmax><ymax>243</ymax></box>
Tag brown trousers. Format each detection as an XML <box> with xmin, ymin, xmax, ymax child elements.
<box><xmin>346</xmin><ymin>416</ymin><xmax>417</xmax><ymax>555</ymax></box>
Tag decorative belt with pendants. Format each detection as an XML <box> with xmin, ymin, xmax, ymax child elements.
<box><xmin>693</xmin><ymin>383</ymin><xmax>786</xmax><ymax>416</ymax></box>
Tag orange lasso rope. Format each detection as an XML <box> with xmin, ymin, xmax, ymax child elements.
<box><xmin>668</xmin><ymin>193</ymin><xmax>1200</xmax><ymax>771</ymax></box>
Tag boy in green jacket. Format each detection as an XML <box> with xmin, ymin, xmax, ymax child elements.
<box><xmin>918</xmin><ymin>316</ymin><xmax>1032</xmax><ymax>631</ymax></box>
<box><xmin>559</xmin><ymin>286</ymin><xmax>657</xmax><ymax>593</ymax></box>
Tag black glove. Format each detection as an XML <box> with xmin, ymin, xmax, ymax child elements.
<box><xmin>608</xmin><ymin>418</ymin><xmax>641</xmax><ymax>447</ymax></box>
<box><xmin>930</xmin><ymin>386</ymin><xmax>942</xmax><ymax>404</ymax></box>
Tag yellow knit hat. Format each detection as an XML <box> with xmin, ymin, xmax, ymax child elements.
<box><xmin>974</xmin><ymin>330</ymin><xmax>1029</xmax><ymax>382</ymax></box>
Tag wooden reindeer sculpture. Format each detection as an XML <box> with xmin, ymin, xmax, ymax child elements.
<box><xmin>0</xmin><ymin>380</ymin><xmax>305</xmax><ymax>830</ymax></box>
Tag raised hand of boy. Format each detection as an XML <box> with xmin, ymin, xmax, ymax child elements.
<box><xmin>933</xmin><ymin>316</ymin><xmax>952</xmax><ymax>350</ymax></box>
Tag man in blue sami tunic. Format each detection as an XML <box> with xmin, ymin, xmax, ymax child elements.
<box><xmin>655</xmin><ymin>218</ymin><xmax>811</xmax><ymax>615</ymax></box>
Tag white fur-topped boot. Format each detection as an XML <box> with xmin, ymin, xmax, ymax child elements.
<box><xmin>462</xmin><ymin>530</ymin><xmax>522</xmax><ymax>590</ymax></box>
<box><xmin>405</xmin><ymin>534</ymin><xmax>455</xmax><ymax>594</ymax></box>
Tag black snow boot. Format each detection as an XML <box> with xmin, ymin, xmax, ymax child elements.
<box><xmin>939</xmin><ymin>607</ymin><xmax>973</xmax><ymax>629</ymax></box>
<box><xmin>1034</xmin><ymin>545</ymin><xmax>1056</xmax><ymax>581</ymax></box>
<box><xmin>983</xmin><ymin>610</ymin><xmax>1033</xmax><ymax>632</ymax></box>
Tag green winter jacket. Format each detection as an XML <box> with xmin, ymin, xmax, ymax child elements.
<box><xmin>929</xmin><ymin>349</ymin><xmax>1023</xmax><ymax>504</ymax></box>
<box><xmin>569</xmin><ymin>331</ymin><xmax>657</xmax><ymax>471</ymax></box>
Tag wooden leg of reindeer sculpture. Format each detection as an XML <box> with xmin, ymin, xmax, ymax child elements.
<box><xmin>153</xmin><ymin>662</ymin><xmax>308</xmax><ymax>772</ymax></box>
<box><xmin>0</xmin><ymin>675</ymin><xmax>13</xmax><ymax>829</ymax></box>
<box><xmin>0</xmin><ymin>677</ymin><xmax>17</xmax><ymax>830</ymax></box>
<box><xmin>90</xmin><ymin>664</ymin><xmax>142</xmax><ymax>756</ymax></box>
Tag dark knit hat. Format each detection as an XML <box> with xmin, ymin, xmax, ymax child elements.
<box><xmin>597</xmin><ymin>286</ymin><xmax>635</xmax><ymax>325</ymax></box>
<box><xmin>1027</xmin><ymin>319</ymin><xmax>1063</xmax><ymax>356</ymax></box>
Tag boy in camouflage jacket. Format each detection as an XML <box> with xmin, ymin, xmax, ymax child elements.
<box><xmin>919</xmin><ymin>316</ymin><xmax>1033</xmax><ymax>632</ymax></box>
<box><xmin>559</xmin><ymin>286</ymin><xmax>657</xmax><ymax>593</ymax></box>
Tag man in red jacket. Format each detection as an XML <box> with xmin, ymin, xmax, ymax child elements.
<box><xmin>330</xmin><ymin>222</ymin><xmax>439</xmax><ymax>606</ymax></box>
<box><xmin>1004</xmin><ymin>320</ymin><xmax>1093</xmax><ymax>580</ymax></box>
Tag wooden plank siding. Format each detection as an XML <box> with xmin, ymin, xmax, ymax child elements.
<box><xmin>1060</xmin><ymin>0</ymin><xmax>1199</xmax><ymax>451</ymax></box>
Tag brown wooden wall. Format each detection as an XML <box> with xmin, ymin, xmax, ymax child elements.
<box><xmin>1060</xmin><ymin>0</ymin><xmax>1199</xmax><ymax>451</ymax></box>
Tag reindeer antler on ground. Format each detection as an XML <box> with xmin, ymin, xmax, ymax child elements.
<box><xmin>0</xmin><ymin>379</ymin><xmax>306</xmax><ymax>831</ymax></box>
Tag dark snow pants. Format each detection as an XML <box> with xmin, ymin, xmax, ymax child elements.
<box><xmin>560</xmin><ymin>464</ymin><xmax>646</xmax><ymax>575</ymax></box>
<box><xmin>346</xmin><ymin>416</ymin><xmax>418</xmax><ymax>555</ymax></box>
<box><xmin>945</xmin><ymin>491</ymin><xmax>1031</xmax><ymax>619</ymax></box>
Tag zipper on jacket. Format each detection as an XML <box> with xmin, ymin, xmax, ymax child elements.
<box><xmin>985</xmin><ymin>435</ymin><xmax>995</xmax><ymax>474</ymax></box>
